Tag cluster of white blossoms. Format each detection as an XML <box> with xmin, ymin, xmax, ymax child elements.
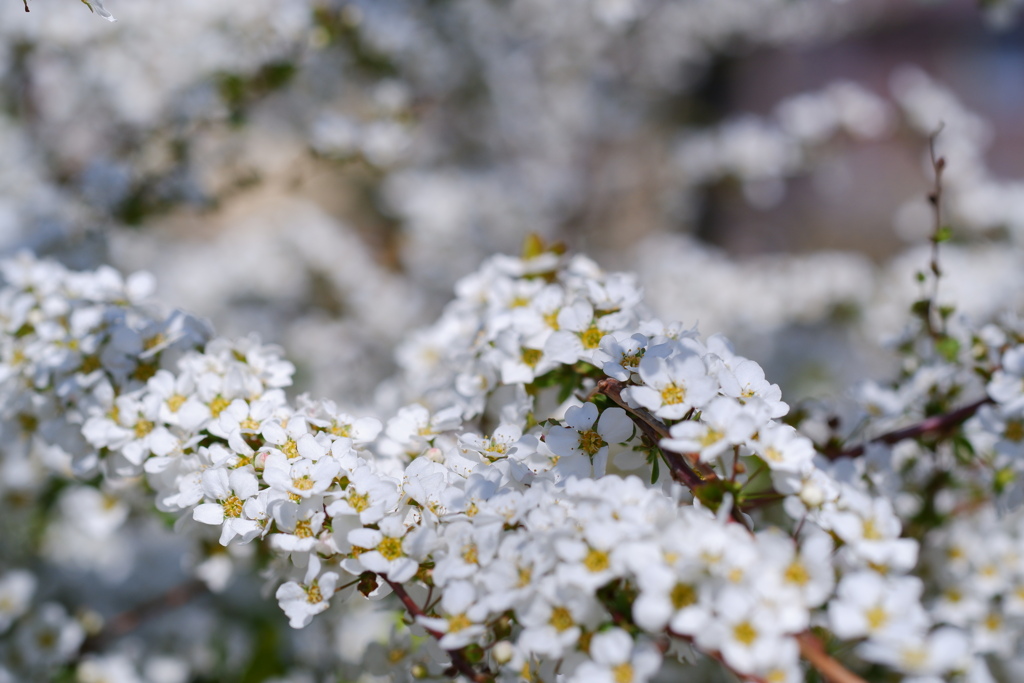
<box><xmin>9</xmin><ymin>241</ymin><xmax>1024</xmax><ymax>682</ymax></box>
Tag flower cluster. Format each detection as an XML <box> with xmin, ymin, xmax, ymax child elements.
<box><xmin>9</xmin><ymin>242</ymin><xmax>1024</xmax><ymax>682</ymax></box>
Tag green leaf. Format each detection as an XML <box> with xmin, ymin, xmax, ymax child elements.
<box><xmin>522</xmin><ymin>233</ymin><xmax>546</xmax><ymax>259</ymax></box>
<box><xmin>650</xmin><ymin>456</ymin><xmax>660</xmax><ymax>485</ymax></box>
<box><xmin>995</xmin><ymin>467</ymin><xmax>1016</xmax><ymax>494</ymax></box>
<box><xmin>911</xmin><ymin>299</ymin><xmax>931</xmax><ymax>319</ymax></box>
<box><xmin>936</xmin><ymin>336</ymin><xmax>960</xmax><ymax>362</ymax></box>
<box><xmin>935</xmin><ymin>225</ymin><xmax>953</xmax><ymax>242</ymax></box>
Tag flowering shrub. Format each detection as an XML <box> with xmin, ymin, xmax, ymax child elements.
<box><xmin>4</xmin><ymin>2</ymin><xmax>1024</xmax><ymax>683</ymax></box>
<box><xmin>3</xmin><ymin>212</ymin><xmax>1024</xmax><ymax>683</ymax></box>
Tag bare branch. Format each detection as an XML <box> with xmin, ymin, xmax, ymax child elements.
<box><xmin>824</xmin><ymin>396</ymin><xmax>990</xmax><ymax>459</ymax></box>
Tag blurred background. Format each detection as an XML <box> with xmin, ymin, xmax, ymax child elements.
<box><xmin>2</xmin><ymin>0</ymin><xmax>1024</xmax><ymax>407</ymax></box>
<box><xmin>3</xmin><ymin>2</ymin><xmax>1024</xmax><ymax>681</ymax></box>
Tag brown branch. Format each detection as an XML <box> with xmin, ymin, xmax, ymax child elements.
<box><xmin>596</xmin><ymin>378</ymin><xmax>751</xmax><ymax>528</ymax></box>
<box><xmin>382</xmin><ymin>576</ymin><xmax>494</xmax><ymax>683</ymax></box>
<box><xmin>796</xmin><ymin>632</ymin><xmax>868</xmax><ymax>683</ymax></box>
<box><xmin>82</xmin><ymin>579</ymin><xmax>207</xmax><ymax>652</ymax></box>
<box><xmin>824</xmin><ymin>396</ymin><xmax>990</xmax><ymax>459</ymax></box>
<box><xmin>597</xmin><ymin>379</ymin><xmax>714</xmax><ymax>484</ymax></box>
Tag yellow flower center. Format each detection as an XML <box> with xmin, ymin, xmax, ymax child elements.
<box><xmin>462</xmin><ymin>545</ymin><xmax>479</xmax><ymax>565</ymax></box>
<box><xmin>985</xmin><ymin>613</ymin><xmax>1002</xmax><ymax>631</ymax></box>
<box><xmin>612</xmin><ymin>663</ymin><xmax>634</xmax><ymax>683</ymax></box>
<box><xmin>549</xmin><ymin>606</ymin><xmax>574</xmax><ymax>632</ymax></box>
<box><xmin>222</xmin><ymin>495</ymin><xmax>243</xmax><ymax>518</ymax></box>
<box><xmin>448</xmin><ymin>613</ymin><xmax>472</xmax><ymax>633</ymax></box>
<box><xmin>378</xmin><ymin>537</ymin><xmax>404</xmax><ymax>561</ymax></box>
<box><xmin>700</xmin><ymin>428</ymin><xmax>724</xmax><ymax>449</ymax></box>
<box><xmin>732</xmin><ymin>620</ymin><xmax>758</xmax><ymax>646</ymax></box>
<box><xmin>621</xmin><ymin>350</ymin><xmax>644</xmax><ymax>368</ymax></box>
<box><xmin>209</xmin><ymin>396</ymin><xmax>230</xmax><ymax>418</ymax></box>
<box><xmin>167</xmin><ymin>394</ymin><xmax>187</xmax><ymax>412</ymax></box>
<box><xmin>517</xmin><ymin>566</ymin><xmax>532</xmax><ymax>588</ymax></box>
<box><xmin>306</xmin><ymin>581</ymin><xmax>323</xmax><ymax>604</ymax></box>
<box><xmin>660</xmin><ymin>383</ymin><xmax>686</xmax><ymax>405</ymax></box>
<box><xmin>295</xmin><ymin>520</ymin><xmax>313</xmax><ymax>538</ymax></box>
<box><xmin>865</xmin><ymin>605</ymin><xmax>888</xmax><ymax>630</ymax></box>
<box><xmin>521</xmin><ymin>348</ymin><xmax>543</xmax><ymax>367</ymax></box>
<box><xmin>134</xmin><ymin>419</ymin><xmax>154</xmax><ymax>439</ymax></box>
<box><xmin>292</xmin><ymin>476</ymin><xmax>315</xmax><ymax>492</ymax></box>
<box><xmin>584</xmin><ymin>548</ymin><xmax>609</xmax><ymax>573</ymax></box>
<box><xmin>282</xmin><ymin>439</ymin><xmax>300</xmax><ymax>459</ymax></box>
<box><xmin>671</xmin><ymin>583</ymin><xmax>697</xmax><ymax>610</ymax></box>
<box><xmin>579</xmin><ymin>325</ymin><xmax>603</xmax><ymax>350</ymax></box>
<box><xmin>348</xmin><ymin>491</ymin><xmax>370</xmax><ymax>512</ymax></box>
<box><xmin>862</xmin><ymin>518</ymin><xmax>883</xmax><ymax>540</ymax></box>
<box><xmin>784</xmin><ymin>561</ymin><xmax>810</xmax><ymax>586</ymax></box>
<box><xmin>144</xmin><ymin>333</ymin><xmax>167</xmax><ymax>351</ymax></box>
<box><xmin>579</xmin><ymin>429</ymin><xmax>605</xmax><ymax>456</ymax></box>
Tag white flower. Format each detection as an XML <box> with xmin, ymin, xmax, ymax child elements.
<box><xmin>262</xmin><ymin>452</ymin><xmax>340</xmax><ymax>500</ymax></box>
<box><xmin>276</xmin><ymin>559</ymin><xmax>340</xmax><ymax>629</ymax></box>
<box><xmin>0</xmin><ymin>571</ymin><xmax>35</xmax><ymax>633</ymax></box>
<box><xmin>624</xmin><ymin>347</ymin><xmax>717</xmax><ymax>420</ymax></box>
<box><xmin>416</xmin><ymin>581</ymin><xmax>489</xmax><ymax>649</ymax></box>
<box><xmin>567</xmin><ymin>629</ymin><xmax>662</xmax><ymax>683</ymax></box>
<box><xmin>347</xmin><ymin>514</ymin><xmax>422</xmax><ymax>583</ymax></box>
<box><xmin>660</xmin><ymin>396</ymin><xmax>761</xmax><ymax>464</ymax></box>
<box><xmin>752</xmin><ymin>422</ymin><xmax>816</xmax><ymax>473</ymax></box>
<box><xmin>828</xmin><ymin>572</ymin><xmax>929</xmax><ymax>641</ymax></box>
<box><xmin>857</xmin><ymin>627</ymin><xmax>969</xmax><ymax>677</ymax></box>
<box><xmin>546</xmin><ymin>403</ymin><xmax>633</xmax><ymax>476</ymax></box>
<box><xmin>192</xmin><ymin>467</ymin><xmax>263</xmax><ymax>545</ymax></box>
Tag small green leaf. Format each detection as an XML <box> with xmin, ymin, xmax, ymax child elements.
<box><xmin>936</xmin><ymin>336</ymin><xmax>960</xmax><ymax>362</ymax></box>
<box><xmin>911</xmin><ymin>299</ymin><xmax>931</xmax><ymax>319</ymax></box>
<box><xmin>935</xmin><ymin>225</ymin><xmax>953</xmax><ymax>242</ymax></box>
<box><xmin>995</xmin><ymin>467</ymin><xmax>1015</xmax><ymax>494</ymax></box>
<box><xmin>522</xmin><ymin>233</ymin><xmax>546</xmax><ymax>259</ymax></box>
<box><xmin>650</xmin><ymin>456</ymin><xmax>660</xmax><ymax>485</ymax></box>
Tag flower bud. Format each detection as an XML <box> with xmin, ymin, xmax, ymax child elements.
<box><xmin>492</xmin><ymin>640</ymin><xmax>514</xmax><ymax>665</ymax></box>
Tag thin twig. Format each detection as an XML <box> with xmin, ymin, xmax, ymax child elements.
<box><xmin>82</xmin><ymin>579</ymin><xmax>207</xmax><ymax>652</ymax></box>
<box><xmin>596</xmin><ymin>378</ymin><xmax>749</xmax><ymax>528</ymax></box>
<box><xmin>823</xmin><ymin>396</ymin><xmax>990</xmax><ymax>459</ymax></box>
<box><xmin>382</xmin><ymin>576</ymin><xmax>494</xmax><ymax>683</ymax></box>
<box><xmin>796</xmin><ymin>632</ymin><xmax>868</xmax><ymax>683</ymax></box>
<box><xmin>925</xmin><ymin>125</ymin><xmax>947</xmax><ymax>337</ymax></box>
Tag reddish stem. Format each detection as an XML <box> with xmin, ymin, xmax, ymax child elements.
<box><xmin>796</xmin><ymin>632</ymin><xmax>868</xmax><ymax>683</ymax></box>
<box><xmin>824</xmin><ymin>397</ymin><xmax>990</xmax><ymax>459</ymax></box>
<box><xmin>596</xmin><ymin>378</ymin><xmax>749</xmax><ymax>528</ymax></box>
<box><xmin>382</xmin><ymin>576</ymin><xmax>494</xmax><ymax>683</ymax></box>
